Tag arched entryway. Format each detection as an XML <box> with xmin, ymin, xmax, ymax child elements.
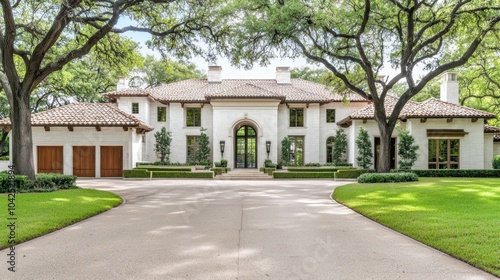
<box><xmin>235</xmin><ymin>125</ymin><xmax>257</xmax><ymax>168</ymax></box>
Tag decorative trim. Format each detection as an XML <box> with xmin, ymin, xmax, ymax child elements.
<box><xmin>446</xmin><ymin>118</ymin><xmax>453</xmax><ymax>123</ymax></box>
<box><xmin>471</xmin><ymin>118</ymin><xmax>478</xmax><ymax>123</ymax></box>
<box><xmin>427</xmin><ymin>129</ymin><xmax>468</xmax><ymax>137</ymax></box>
<box><xmin>68</xmin><ymin>126</ymin><xmax>74</xmax><ymax>132</ymax></box>
<box><xmin>44</xmin><ymin>126</ymin><xmax>50</xmax><ymax>132</ymax></box>
<box><xmin>123</xmin><ymin>127</ymin><xmax>128</xmax><ymax>131</ymax></box>
<box><xmin>96</xmin><ymin>126</ymin><xmax>101</xmax><ymax>132</ymax></box>
<box><xmin>420</xmin><ymin>118</ymin><xmax>427</xmax><ymax>123</ymax></box>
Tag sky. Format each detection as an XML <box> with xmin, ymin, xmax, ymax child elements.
<box><xmin>125</xmin><ymin>30</ymin><xmax>313</xmax><ymax>79</ymax></box>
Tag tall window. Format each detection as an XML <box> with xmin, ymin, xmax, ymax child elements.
<box><xmin>186</xmin><ymin>136</ymin><xmax>199</xmax><ymax>163</ymax></box>
<box><xmin>326</xmin><ymin>109</ymin><xmax>336</xmax><ymax>123</ymax></box>
<box><xmin>157</xmin><ymin>107</ymin><xmax>167</xmax><ymax>122</ymax></box>
<box><xmin>428</xmin><ymin>139</ymin><xmax>459</xmax><ymax>169</ymax></box>
<box><xmin>326</xmin><ymin>137</ymin><xmax>335</xmax><ymax>163</ymax></box>
<box><xmin>186</xmin><ymin>108</ymin><xmax>201</xmax><ymax>127</ymax></box>
<box><xmin>289</xmin><ymin>136</ymin><xmax>304</xmax><ymax>166</ymax></box>
<box><xmin>132</xmin><ymin>103</ymin><xmax>139</xmax><ymax>114</ymax></box>
<box><xmin>289</xmin><ymin>108</ymin><xmax>304</xmax><ymax>127</ymax></box>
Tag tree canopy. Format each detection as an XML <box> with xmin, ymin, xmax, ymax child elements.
<box><xmin>0</xmin><ymin>0</ymin><xmax>229</xmax><ymax>178</ymax></box>
<box><xmin>230</xmin><ymin>0</ymin><xmax>500</xmax><ymax>171</ymax></box>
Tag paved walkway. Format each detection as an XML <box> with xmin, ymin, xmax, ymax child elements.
<box><xmin>3</xmin><ymin>179</ymin><xmax>497</xmax><ymax>279</ymax></box>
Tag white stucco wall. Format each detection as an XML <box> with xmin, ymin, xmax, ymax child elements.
<box><xmin>212</xmin><ymin>99</ymin><xmax>280</xmax><ymax>168</ymax></box>
<box><xmin>117</xmin><ymin>96</ymin><xmax>151</xmax><ymax>124</ymax></box>
<box><xmin>408</xmin><ymin>118</ymin><xmax>486</xmax><ymax>169</ymax></box>
<box><xmin>319</xmin><ymin>102</ymin><xmax>368</xmax><ymax>164</ymax></box>
<box><xmin>484</xmin><ymin>134</ymin><xmax>494</xmax><ymax>169</ymax></box>
<box><xmin>31</xmin><ymin>126</ymin><xmax>137</xmax><ymax>177</ymax></box>
<box><xmin>494</xmin><ymin>142</ymin><xmax>500</xmax><ymax>156</ymax></box>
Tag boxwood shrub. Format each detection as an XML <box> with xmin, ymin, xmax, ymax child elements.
<box><xmin>334</xmin><ymin>169</ymin><xmax>367</xmax><ymax>179</ymax></box>
<box><xmin>287</xmin><ymin>168</ymin><xmax>339</xmax><ymax>172</ymax></box>
<box><xmin>390</xmin><ymin>169</ymin><xmax>500</xmax><ymax>177</ymax></box>
<box><xmin>123</xmin><ymin>169</ymin><xmax>151</xmax><ymax>178</ymax></box>
<box><xmin>151</xmin><ymin>171</ymin><xmax>214</xmax><ymax>179</ymax></box>
<box><xmin>135</xmin><ymin>165</ymin><xmax>192</xmax><ymax>172</ymax></box>
<box><xmin>493</xmin><ymin>156</ymin><xmax>500</xmax><ymax>170</ymax></box>
<box><xmin>273</xmin><ymin>172</ymin><xmax>335</xmax><ymax>179</ymax></box>
<box><xmin>0</xmin><ymin>173</ymin><xmax>77</xmax><ymax>193</ymax></box>
<box><xmin>0</xmin><ymin>155</ymin><xmax>9</xmax><ymax>161</ymax></box>
<box><xmin>358</xmin><ymin>172</ymin><xmax>419</xmax><ymax>183</ymax></box>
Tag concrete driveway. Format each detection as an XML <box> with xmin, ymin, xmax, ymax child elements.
<box><xmin>3</xmin><ymin>179</ymin><xmax>497</xmax><ymax>279</ymax></box>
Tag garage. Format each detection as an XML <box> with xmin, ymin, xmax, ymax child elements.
<box><xmin>37</xmin><ymin>146</ymin><xmax>63</xmax><ymax>174</ymax></box>
<box><xmin>100</xmin><ymin>146</ymin><xmax>123</xmax><ymax>177</ymax></box>
<box><xmin>73</xmin><ymin>146</ymin><xmax>96</xmax><ymax>177</ymax></box>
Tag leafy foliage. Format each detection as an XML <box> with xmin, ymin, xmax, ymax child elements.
<box><xmin>195</xmin><ymin>132</ymin><xmax>211</xmax><ymax>165</ymax></box>
<box><xmin>130</xmin><ymin>56</ymin><xmax>204</xmax><ymax>88</ymax></box>
<box><xmin>357</xmin><ymin>173</ymin><xmax>419</xmax><ymax>183</ymax></box>
<box><xmin>154</xmin><ymin>127</ymin><xmax>172</xmax><ymax>163</ymax></box>
<box><xmin>391</xmin><ymin>169</ymin><xmax>500</xmax><ymax>177</ymax></box>
<box><xmin>397</xmin><ymin>127</ymin><xmax>419</xmax><ymax>170</ymax></box>
<box><xmin>333</xmin><ymin>129</ymin><xmax>348</xmax><ymax>165</ymax></box>
<box><xmin>494</xmin><ymin>156</ymin><xmax>500</xmax><ymax>170</ymax></box>
<box><xmin>280</xmin><ymin>137</ymin><xmax>292</xmax><ymax>165</ymax></box>
<box><xmin>356</xmin><ymin>127</ymin><xmax>373</xmax><ymax>169</ymax></box>
<box><xmin>230</xmin><ymin>1</ymin><xmax>500</xmax><ymax>172</ymax></box>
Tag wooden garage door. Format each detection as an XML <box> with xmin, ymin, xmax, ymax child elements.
<box><xmin>100</xmin><ymin>146</ymin><xmax>123</xmax><ymax>177</ymax></box>
<box><xmin>73</xmin><ymin>146</ymin><xmax>96</xmax><ymax>177</ymax></box>
<box><xmin>38</xmin><ymin>146</ymin><xmax>63</xmax><ymax>174</ymax></box>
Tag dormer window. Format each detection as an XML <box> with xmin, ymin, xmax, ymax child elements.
<box><xmin>132</xmin><ymin>103</ymin><xmax>139</xmax><ymax>114</ymax></box>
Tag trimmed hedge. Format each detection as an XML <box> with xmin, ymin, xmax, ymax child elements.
<box><xmin>334</xmin><ymin>169</ymin><xmax>368</xmax><ymax>179</ymax></box>
<box><xmin>493</xmin><ymin>156</ymin><xmax>500</xmax><ymax>170</ymax></box>
<box><xmin>0</xmin><ymin>173</ymin><xmax>77</xmax><ymax>193</ymax></box>
<box><xmin>273</xmin><ymin>172</ymin><xmax>335</xmax><ymax>179</ymax></box>
<box><xmin>123</xmin><ymin>169</ymin><xmax>151</xmax><ymax>178</ymax></box>
<box><xmin>136</xmin><ymin>161</ymin><xmax>185</xmax><ymax>167</ymax></box>
<box><xmin>0</xmin><ymin>155</ymin><xmax>9</xmax><ymax>161</ymax></box>
<box><xmin>151</xmin><ymin>171</ymin><xmax>214</xmax><ymax>179</ymax></box>
<box><xmin>287</xmin><ymin>168</ymin><xmax>339</xmax><ymax>172</ymax></box>
<box><xmin>358</xmin><ymin>172</ymin><xmax>419</xmax><ymax>183</ymax></box>
<box><xmin>391</xmin><ymin>169</ymin><xmax>500</xmax><ymax>177</ymax></box>
<box><xmin>135</xmin><ymin>165</ymin><xmax>192</xmax><ymax>172</ymax></box>
<box><xmin>323</xmin><ymin>163</ymin><xmax>353</xmax><ymax>167</ymax></box>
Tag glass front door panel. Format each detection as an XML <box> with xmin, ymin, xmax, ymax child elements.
<box><xmin>236</xmin><ymin>138</ymin><xmax>246</xmax><ymax>168</ymax></box>
<box><xmin>247</xmin><ymin>138</ymin><xmax>256</xmax><ymax>168</ymax></box>
<box><xmin>235</xmin><ymin>125</ymin><xmax>257</xmax><ymax>168</ymax></box>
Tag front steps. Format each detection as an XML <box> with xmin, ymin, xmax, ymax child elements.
<box><xmin>216</xmin><ymin>169</ymin><xmax>273</xmax><ymax>180</ymax></box>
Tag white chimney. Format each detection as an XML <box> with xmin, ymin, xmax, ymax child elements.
<box><xmin>116</xmin><ymin>77</ymin><xmax>129</xmax><ymax>91</ymax></box>
<box><xmin>207</xmin><ymin>66</ymin><xmax>222</xmax><ymax>83</ymax></box>
<box><xmin>440</xmin><ymin>72</ymin><xmax>459</xmax><ymax>104</ymax></box>
<box><xmin>276</xmin><ymin>66</ymin><xmax>291</xmax><ymax>84</ymax></box>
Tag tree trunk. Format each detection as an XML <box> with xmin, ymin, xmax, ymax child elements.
<box><xmin>377</xmin><ymin>126</ymin><xmax>393</xmax><ymax>173</ymax></box>
<box><xmin>0</xmin><ymin>130</ymin><xmax>8</xmax><ymax>156</ymax></box>
<box><xmin>11</xmin><ymin>89</ymin><xmax>35</xmax><ymax>180</ymax></box>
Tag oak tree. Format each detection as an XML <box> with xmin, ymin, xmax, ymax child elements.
<box><xmin>0</xmin><ymin>0</ymin><xmax>227</xmax><ymax>179</ymax></box>
<box><xmin>231</xmin><ymin>0</ymin><xmax>500</xmax><ymax>172</ymax></box>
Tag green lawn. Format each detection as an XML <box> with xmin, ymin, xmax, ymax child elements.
<box><xmin>0</xmin><ymin>189</ymin><xmax>122</xmax><ymax>249</ymax></box>
<box><xmin>333</xmin><ymin>178</ymin><xmax>500</xmax><ymax>277</ymax></box>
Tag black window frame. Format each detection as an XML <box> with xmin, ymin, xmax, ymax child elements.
<box><xmin>186</xmin><ymin>108</ymin><xmax>201</xmax><ymax>127</ymax></box>
<box><xmin>132</xmin><ymin>103</ymin><xmax>139</xmax><ymax>114</ymax></box>
<box><xmin>157</xmin><ymin>107</ymin><xmax>167</xmax><ymax>122</ymax></box>
<box><xmin>289</xmin><ymin>108</ymin><xmax>304</xmax><ymax>127</ymax></box>
<box><xmin>326</xmin><ymin>109</ymin><xmax>336</xmax><ymax>123</ymax></box>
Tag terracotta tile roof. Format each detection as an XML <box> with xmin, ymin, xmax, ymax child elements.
<box><xmin>402</xmin><ymin>98</ymin><xmax>496</xmax><ymax>118</ymax></box>
<box><xmin>104</xmin><ymin>87</ymin><xmax>149</xmax><ymax>98</ymax></box>
<box><xmin>0</xmin><ymin>103</ymin><xmax>153</xmax><ymax>131</ymax></box>
<box><xmin>104</xmin><ymin>78</ymin><xmax>368</xmax><ymax>103</ymax></box>
<box><xmin>338</xmin><ymin>96</ymin><xmax>496</xmax><ymax>126</ymax></box>
<box><xmin>485</xmin><ymin>125</ymin><xmax>500</xmax><ymax>133</ymax></box>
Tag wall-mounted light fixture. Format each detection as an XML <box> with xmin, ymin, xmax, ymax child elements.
<box><xmin>220</xmin><ymin>140</ymin><xmax>225</xmax><ymax>158</ymax></box>
<box><xmin>266</xmin><ymin>141</ymin><xmax>271</xmax><ymax>159</ymax></box>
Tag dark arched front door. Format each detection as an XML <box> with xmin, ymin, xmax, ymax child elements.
<box><xmin>235</xmin><ymin>125</ymin><xmax>257</xmax><ymax>168</ymax></box>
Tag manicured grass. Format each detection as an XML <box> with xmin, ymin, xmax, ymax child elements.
<box><xmin>333</xmin><ymin>178</ymin><xmax>500</xmax><ymax>277</ymax></box>
<box><xmin>0</xmin><ymin>189</ymin><xmax>122</xmax><ymax>249</ymax></box>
